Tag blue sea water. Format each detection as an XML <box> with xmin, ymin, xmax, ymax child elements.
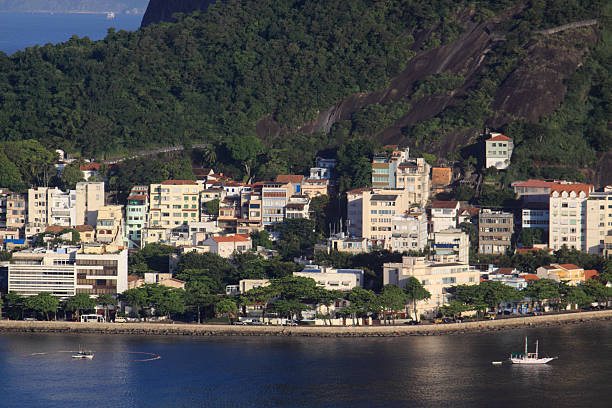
<box><xmin>1</xmin><ymin>322</ymin><xmax>611</xmax><ymax>407</ymax></box>
<box><xmin>0</xmin><ymin>13</ymin><xmax>143</xmax><ymax>56</ymax></box>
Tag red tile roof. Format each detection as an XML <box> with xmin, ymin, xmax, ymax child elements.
<box><xmin>128</xmin><ymin>275</ymin><xmax>142</xmax><ymax>282</ymax></box>
<box><xmin>75</xmin><ymin>225</ymin><xmax>94</xmax><ymax>232</ymax></box>
<box><xmin>522</xmin><ymin>274</ymin><xmax>539</xmax><ymax>282</ymax></box>
<box><xmin>584</xmin><ymin>270</ymin><xmax>599</xmax><ymax>281</ymax></box>
<box><xmin>213</xmin><ymin>234</ymin><xmax>251</xmax><ymax>243</ymax></box>
<box><xmin>431</xmin><ymin>200</ymin><xmax>459</xmax><ymax>209</ymax></box>
<box><xmin>80</xmin><ymin>163</ymin><xmax>101</xmax><ymax>171</ymax></box>
<box><xmin>458</xmin><ymin>207</ymin><xmax>480</xmax><ymax>216</ymax></box>
<box><xmin>161</xmin><ymin>180</ymin><xmax>198</xmax><ymax>185</ymax></box>
<box><xmin>516</xmin><ymin>247</ymin><xmax>552</xmax><ymax>254</ymax></box>
<box><xmin>487</xmin><ymin>134</ymin><xmax>511</xmax><ymax>141</ymax></box>
<box><xmin>276</xmin><ymin>175</ymin><xmax>304</xmax><ymax>183</ymax></box>
<box><xmin>550</xmin><ymin>183</ymin><xmax>593</xmax><ymax>196</ymax></box>
<box><xmin>513</xmin><ymin>179</ymin><xmax>556</xmax><ymax>188</ymax></box>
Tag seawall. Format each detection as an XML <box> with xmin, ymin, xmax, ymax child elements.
<box><xmin>1</xmin><ymin>310</ymin><xmax>611</xmax><ymax>337</ymax></box>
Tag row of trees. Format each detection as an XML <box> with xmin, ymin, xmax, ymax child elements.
<box><xmin>2</xmin><ymin>292</ymin><xmax>116</xmax><ymax>321</ymax></box>
<box><xmin>441</xmin><ymin>279</ymin><xmax>612</xmax><ymax>319</ymax></box>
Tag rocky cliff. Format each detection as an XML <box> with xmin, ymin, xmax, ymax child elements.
<box><xmin>141</xmin><ymin>0</ymin><xmax>219</xmax><ymax>26</ymax></box>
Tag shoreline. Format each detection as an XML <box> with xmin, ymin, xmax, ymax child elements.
<box><xmin>1</xmin><ymin>310</ymin><xmax>611</xmax><ymax>337</ymax></box>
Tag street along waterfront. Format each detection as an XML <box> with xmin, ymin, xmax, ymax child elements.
<box><xmin>1</xmin><ymin>321</ymin><xmax>611</xmax><ymax>408</ymax></box>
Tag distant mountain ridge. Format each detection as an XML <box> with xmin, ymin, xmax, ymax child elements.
<box><xmin>141</xmin><ymin>0</ymin><xmax>219</xmax><ymax>26</ymax></box>
<box><xmin>0</xmin><ymin>0</ymin><xmax>149</xmax><ymax>13</ymax></box>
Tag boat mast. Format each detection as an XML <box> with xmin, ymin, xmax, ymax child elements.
<box><xmin>525</xmin><ymin>336</ymin><xmax>528</xmax><ymax>354</ymax></box>
<box><xmin>535</xmin><ymin>340</ymin><xmax>539</xmax><ymax>357</ymax></box>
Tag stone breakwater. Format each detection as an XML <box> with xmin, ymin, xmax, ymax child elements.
<box><xmin>1</xmin><ymin>310</ymin><xmax>611</xmax><ymax>337</ymax></box>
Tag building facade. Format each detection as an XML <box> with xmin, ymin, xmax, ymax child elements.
<box><xmin>149</xmin><ymin>180</ymin><xmax>202</xmax><ymax>228</ymax></box>
<box><xmin>478</xmin><ymin>209</ymin><xmax>514</xmax><ymax>254</ymax></box>
<box><xmin>485</xmin><ymin>132</ymin><xmax>513</xmax><ymax>169</ymax></box>
<box><xmin>585</xmin><ymin>187</ymin><xmax>612</xmax><ymax>255</ymax></box>
<box><xmin>548</xmin><ymin>183</ymin><xmax>593</xmax><ymax>251</ymax></box>
<box><xmin>8</xmin><ymin>246</ymin><xmax>128</xmax><ymax>297</ymax></box>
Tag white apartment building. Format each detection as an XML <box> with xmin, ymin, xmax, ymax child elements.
<box><xmin>485</xmin><ymin>132</ymin><xmax>513</xmax><ymax>169</ymax></box>
<box><xmin>430</xmin><ymin>200</ymin><xmax>460</xmax><ymax>234</ymax></box>
<box><xmin>8</xmin><ymin>246</ymin><xmax>128</xmax><ymax>298</ymax></box>
<box><xmin>433</xmin><ymin>228</ymin><xmax>469</xmax><ymax>264</ymax></box>
<box><xmin>294</xmin><ymin>265</ymin><xmax>364</xmax><ymax>291</ymax></box>
<box><xmin>548</xmin><ymin>183</ymin><xmax>593</xmax><ymax>251</ymax></box>
<box><xmin>28</xmin><ymin>187</ymin><xmax>77</xmax><ymax>227</ymax></box>
<box><xmin>149</xmin><ymin>180</ymin><xmax>203</xmax><ymax>228</ymax></box>
<box><xmin>585</xmin><ymin>187</ymin><xmax>612</xmax><ymax>255</ymax></box>
<box><xmin>389</xmin><ymin>209</ymin><xmax>428</xmax><ymax>252</ymax></box>
<box><xmin>383</xmin><ymin>256</ymin><xmax>479</xmax><ymax>318</ymax></box>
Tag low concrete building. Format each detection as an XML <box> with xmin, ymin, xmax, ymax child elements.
<box><xmin>327</xmin><ymin>234</ymin><xmax>370</xmax><ymax>254</ymax></box>
<box><xmin>536</xmin><ymin>263</ymin><xmax>593</xmax><ymax>286</ymax></box>
<box><xmin>485</xmin><ymin>132</ymin><xmax>513</xmax><ymax>169</ymax></box>
<box><xmin>203</xmin><ymin>234</ymin><xmax>252</xmax><ymax>258</ymax></box>
<box><xmin>294</xmin><ymin>265</ymin><xmax>364</xmax><ymax>291</ymax></box>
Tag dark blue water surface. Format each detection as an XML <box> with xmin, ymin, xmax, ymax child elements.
<box><xmin>0</xmin><ymin>13</ymin><xmax>142</xmax><ymax>55</ymax></box>
<box><xmin>1</xmin><ymin>322</ymin><xmax>611</xmax><ymax>407</ymax></box>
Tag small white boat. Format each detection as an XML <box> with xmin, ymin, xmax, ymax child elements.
<box><xmin>106</xmin><ymin>12</ymin><xmax>115</xmax><ymax>19</ymax></box>
<box><xmin>491</xmin><ymin>361</ymin><xmax>503</xmax><ymax>365</ymax></box>
<box><xmin>510</xmin><ymin>337</ymin><xmax>557</xmax><ymax>365</ymax></box>
<box><xmin>72</xmin><ymin>347</ymin><xmax>94</xmax><ymax>359</ymax></box>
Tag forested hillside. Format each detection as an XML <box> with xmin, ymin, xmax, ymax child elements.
<box><xmin>0</xmin><ymin>0</ymin><xmax>610</xmax><ymax>186</ymax></box>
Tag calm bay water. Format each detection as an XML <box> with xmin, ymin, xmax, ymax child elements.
<box><xmin>1</xmin><ymin>322</ymin><xmax>611</xmax><ymax>407</ymax></box>
<box><xmin>0</xmin><ymin>13</ymin><xmax>142</xmax><ymax>56</ymax></box>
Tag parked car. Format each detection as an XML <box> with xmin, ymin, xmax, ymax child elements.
<box><xmin>405</xmin><ymin>320</ymin><xmax>420</xmax><ymax>325</ymax></box>
<box><xmin>485</xmin><ymin>312</ymin><xmax>496</xmax><ymax>320</ymax></box>
<box><xmin>114</xmin><ymin>316</ymin><xmax>127</xmax><ymax>323</ymax></box>
<box><xmin>246</xmin><ymin>319</ymin><xmax>265</xmax><ymax>325</ymax></box>
<box><xmin>232</xmin><ymin>320</ymin><xmax>246</xmax><ymax>325</ymax></box>
<box><xmin>282</xmin><ymin>321</ymin><xmax>298</xmax><ymax>326</ymax></box>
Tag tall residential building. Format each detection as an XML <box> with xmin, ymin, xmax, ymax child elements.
<box><xmin>430</xmin><ymin>200</ymin><xmax>460</xmax><ymax>233</ymax></box>
<box><xmin>95</xmin><ymin>205</ymin><xmax>124</xmax><ymax>247</ymax></box>
<box><xmin>0</xmin><ymin>191</ymin><xmax>26</xmax><ymax>230</ymax></box>
<box><xmin>371</xmin><ymin>148</ymin><xmax>430</xmax><ymax>207</ymax></box>
<box><xmin>125</xmin><ymin>186</ymin><xmax>149</xmax><ymax>249</ymax></box>
<box><xmin>262</xmin><ymin>182</ymin><xmax>288</xmax><ymax>226</ymax></box>
<box><xmin>8</xmin><ymin>246</ymin><xmax>128</xmax><ymax>297</ymax></box>
<box><xmin>27</xmin><ymin>187</ymin><xmax>77</xmax><ymax>227</ymax></box>
<box><xmin>548</xmin><ymin>183</ymin><xmax>593</xmax><ymax>251</ymax></box>
<box><xmin>149</xmin><ymin>180</ymin><xmax>203</xmax><ymax>228</ymax></box>
<box><xmin>485</xmin><ymin>132</ymin><xmax>513</xmax><ymax>169</ymax></box>
<box><xmin>433</xmin><ymin>228</ymin><xmax>469</xmax><ymax>263</ymax></box>
<box><xmin>389</xmin><ymin>209</ymin><xmax>428</xmax><ymax>252</ymax></box>
<box><xmin>585</xmin><ymin>186</ymin><xmax>612</xmax><ymax>255</ymax></box>
<box><xmin>75</xmin><ymin>181</ymin><xmax>105</xmax><ymax>226</ymax></box>
<box><xmin>346</xmin><ymin>188</ymin><xmax>370</xmax><ymax>237</ymax></box>
<box><xmin>361</xmin><ymin>189</ymin><xmax>414</xmax><ymax>244</ymax></box>
<box><xmin>478</xmin><ymin>209</ymin><xmax>514</xmax><ymax>254</ymax></box>
<box><xmin>383</xmin><ymin>256</ymin><xmax>479</xmax><ymax>318</ymax></box>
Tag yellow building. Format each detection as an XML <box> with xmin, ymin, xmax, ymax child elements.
<box><xmin>149</xmin><ymin>180</ymin><xmax>203</xmax><ymax>228</ymax></box>
<box><xmin>536</xmin><ymin>263</ymin><xmax>588</xmax><ymax>286</ymax></box>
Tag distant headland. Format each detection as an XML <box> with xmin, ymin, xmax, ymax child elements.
<box><xmin>0</xmin><ymin>1</ymin><xmax>148</xmax><ymax>15</ymax></box>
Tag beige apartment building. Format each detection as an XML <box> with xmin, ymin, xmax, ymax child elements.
<box><xmin>371</xmin><ymin>149</ymin><xmax>430</xmax><ymax>207</ymax></box>
<box><xmin>149</xmin><ymin>180</ymin><xmax>203</xmax><ymax>228</ymax></box>
<box><xmin>548</xmin><ymin>183</ymin><xmax>593</xmax><ymax>251</ymax></box>
<box><xmin>0</xmin><ymin>192</ymin><xmax>26</xmax><ymax>230</ymax></box>
<box><xmin>75</xmin><ymin>181</ymin><xmax>105</xmax><ymax>225</ymax></box>
<box><xmin>95</xmin><ymin>205</ymin><xmax>124</xmax><ymax>246</ymax></box>
<box><xmin>361</xmin><ymin>189</ymin><xmax>414</xmax><ymax>244</ymax></box>
<box><xmin>585</xmin><ymin>186</ymin><xmax>612</xmax><ymax>255</ymax></box>
<box><xmin>383</xmin><ymin>256</ymin><xmax>479</xmax><ymax>318</ymax></box>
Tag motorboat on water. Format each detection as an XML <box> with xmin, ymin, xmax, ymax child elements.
<box><xmin>72</xmin><ymin>347</ymin><xmax>94</xmax><ymax>359</ymax></box>
<box><xmin>510</xmin><ymin>337</ymin><xmax>557</xmax><ymax>364</ymax></box>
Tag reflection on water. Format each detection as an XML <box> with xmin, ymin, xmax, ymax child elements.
<box><xmin>0</xmin><ymin>322</ymin><xmax>611</xmax><ymax>408</ymax></box>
